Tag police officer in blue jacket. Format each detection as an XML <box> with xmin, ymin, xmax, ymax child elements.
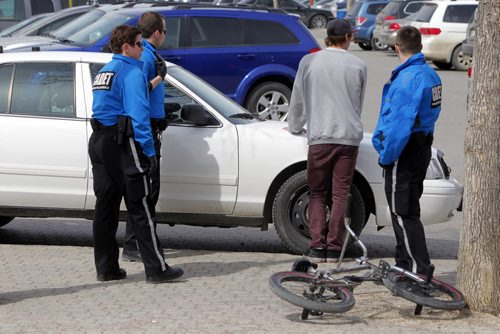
<box><xmin>89</xmin><ymin>25</ymin><xmax>183</xmax><ymax>283</ymax></box>
<box><xmin>122</xmin><ymin>12</ymin><xmax>168</xmax><ymax>262</ymax></box>
<box><xmin>372</xmin><ymin>26</ymin><xmax>442</xmax><ymax>275</ymax></box>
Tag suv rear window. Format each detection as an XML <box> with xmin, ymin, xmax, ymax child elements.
<box><xmin>245</xmin><ymin>19</ymin><xmax>299</xmax><ymax>45</ymax></box>
<box><xmin>443</xmin><ymin>5</ymin><xmax>477</xmax><ymax>23</ymax></box>
<box><xmin>411</xmin><ymin>3</ymin><xmax>437</xmax><ymax>22</ymax></box>
<box><xmin>367</xmin><ymin>4</ymin><xmax>387</xmax><ymax>15</ymax></box>
<box><xmin>379</xmin><ymin>1</ymin><xmax>401</xmax><ymax>17</ymax></box>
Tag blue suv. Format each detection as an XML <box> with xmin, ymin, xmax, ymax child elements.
<box><xmin>5</xmin><ymin>4</ymin><xmax>320</xmax><ymax>120</ymax></box>
<box><xmin>345</xmin><ymin>0</ymin><xmax>389</xmax><ymax>51</ymax></box>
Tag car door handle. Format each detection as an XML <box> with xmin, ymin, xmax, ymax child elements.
<box><xmin>237</xmin><ymin>53</ymin><xmax>256</xmax><ymax>59</ymax></box>
<box><xmin>165</xmin><ymin>56</ymin><xmax>182</xmax><ymax>61</ymax></box>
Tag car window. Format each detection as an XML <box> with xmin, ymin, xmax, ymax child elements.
<box><xmin>443</xmin><ymin>5</ymin><xmax>477</xmax><ymax>24</ymax></box>
<box><xmin>164</xmin><ymin>81</ymin><xmax>219</xmax><ymax>126</ymax></box>
<box><xmin>0</xmin><ymin>14</ymin><xmax>46</xmax><ymax>37</ymax></box>
<box><xmin>244</xmin><ymin>19</ymin><xmax>299</xmax><ymax>45</ymax></box>
<box><xmin>280</xmin><ymin>0</ymin><xmax>299</xmax><ymax>9</ymax></box>
<box><xmin>411</xmin><ymin>3</ymin><xmax>437</xmax><ymax>22</ymax></box>
<box><xmin>66</xmin><ymin>12</ymin><xmax>133</xmax><ymax>46</ymax></box>
<box><xmin>0</xmin><ymin>64</ymin><xmax>13</xmax><ymax>113</ymax></box>
<box><xmin>367</xmin><ymin>4</ymin><xmax>387</xmax><ymax>15</ymax></box>
<box><xmin>30</xmin><ymin>0</ymin><xmax>54</xmax><ymax>15</ymax></box>
<box><xmin>160</xmin><ymin>17</ymin><xmax>181</xmax><ymax>49</ymax></box>
<box><xmin>10</xmin><ymin>63</ymin><xmax>75</xmax><ymax>118</ymax></box>
<box><xmin>0</xmin><ymin>0</ymin><xmax>20</xmax><ymax>20</ymax></box>
<box><xmin>404</xmin><ymin>2</ymin><xmax>425</xmax><ymax>15</ymax></box>
<box><xmin>189</xmin><ymin>17</ymin><xmax>244</xmax><ymax>48</ymax></box>
<box><xmin>37</xmin><ymin>13</ymin><xmax>82</xmax><ymax>36</ymax></box>
<box><xmin>52</xmin><ymin>9</ymin><xmax>106</xmax><ymax>39</ymax></box>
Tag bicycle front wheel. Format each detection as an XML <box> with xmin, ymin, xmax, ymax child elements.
<box><xmin>383</xmin><ymin>270</ymin><xmax>466</xmax><ymax>310</ymax></box>
<box><xmin>269</xmin><ymin>271</ymin><xmax>355</xmax><ymax>313</ymax></box>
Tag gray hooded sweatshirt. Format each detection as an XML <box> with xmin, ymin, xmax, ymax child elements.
<box><xmin>288</xmin><ymin>48</ymin><xmax>367</xmax><ymax>146</ymax></box>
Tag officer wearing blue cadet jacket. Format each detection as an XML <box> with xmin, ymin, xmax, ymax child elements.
<box><xmin>372</xmin><ymin>26</ymin><xmax>442</xmax><ymax>275</ymax></box>
<box><xmin>122</xmin><ymin>12</ymin><xmax>168</xmax><ymax>262</ymax></box>
<box><xmin>89</xmin><ymin>25</ymin><xmax>183</xmax><ymax>284</ymax></box>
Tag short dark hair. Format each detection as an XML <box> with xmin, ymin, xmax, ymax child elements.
<box><xmin>137</xmin><ymin>12</ymin><xmax>165</xmax><ymax>38</ymax></box>
<box><xmin>396</xmin><ymin>26</ymin><xmax>422</xmax><ymax>55</ymax></box>
<box><xmin>109</xmin><ymin>25</ymin><xmax>141</xmax><ymax>54</ymax></box>
<box><xmin>324</xmin><ymin>33</ymin><xmax>352</xmax><ymax>47</ymax></box>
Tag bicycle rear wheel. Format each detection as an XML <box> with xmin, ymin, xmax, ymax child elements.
<box><xmin>383</xmin><ymin>270</ymin><xmax>466</xmax><ymax>310</ymax></box>
<box><xmin>269</xmin><ymin>271</ymin><xmax>355</xmax><ymax>313</ymax></box>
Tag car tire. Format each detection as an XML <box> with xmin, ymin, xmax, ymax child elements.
<box><xmin>272</xmin><ymin>170</ymin><xmax>366</xmax><ymax>254</ymax></box>
<box><xmin>433</xmin><ymin>61</ymin><xmax>453</xmax><ymax>70</ymax></box>
<box><xmin>451</xmin><ymin>45</ymin><xmax>472</xmax><ymax>71</ymax></box>
<box><xmin>370</xmin><ymin>36</ymin><xmax>389</xmax><ymax>51</ymax></box>
<box><xmin>0</xmin><ymin>216</ymin><xmax>14</xmax><ymax>227</ymax></box>
<box><xmin>358</xmin><ymin>42</ymin><xmax>373</xmax><ymax>51</ymax></box>
<box><xmin>245</xmin><ymin>82</ymin><xmax>291</xmax><ymax>121</ymax></box>
<box><xmin>309</xmin><ymin>15</ymin><xmax>328</xmax><ymax>29</ymax></box>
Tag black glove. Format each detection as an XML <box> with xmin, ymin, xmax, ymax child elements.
<box><xmin>147</xmin><ymin>156</ymin><xmax>158</xmax><ymax>178</ymax></box>
<box><xmin>155</xmin><ymin>53</ymin><xmax>167</xmax><ymax>79</ymax></box>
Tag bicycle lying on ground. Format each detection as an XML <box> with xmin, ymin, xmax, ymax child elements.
<box><xmin>269</xmin><ymin>195</ymin><xmax>466</xmax><ymax>320</ymax></box>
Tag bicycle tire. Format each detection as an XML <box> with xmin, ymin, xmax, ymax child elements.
<box><xmin>383</xmin><ymin>270</ymin><xmax>466</xmax><ymax>310</ymax></box>
<box><xmin>269</xmin><ymin>271</ymin><xmax>355</xmax><ymax>313</ymax></box>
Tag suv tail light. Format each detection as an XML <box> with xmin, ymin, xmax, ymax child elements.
<box><xmin>419</xmin><ymin>27</ymin><xmax>441</xmax><ymax>35</ymax></box>
<box><xmin>389</xmin><ymin>22</ymin><xmax>401</xmax><ymax>31</ymax></box>
<box><xmin>308</xmin><ymin>47</ymin><xmax>321</xmax><ymax>53</ymax></box>
<box><xmin>356</xmin><ymin>16</ymin><xmax>367</xmax><ymax>26</ymax></box>
<box><xmin>384</xmin><ymin>15</ymin><xmax>395</xmax><ymax>21</ymax></box>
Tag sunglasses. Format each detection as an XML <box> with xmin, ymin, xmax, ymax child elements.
<box><xmin>134</xmin><ymin>41</ymin><xmax>143</xmax><ymax>48</ymax></box>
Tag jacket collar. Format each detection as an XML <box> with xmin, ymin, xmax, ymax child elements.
<box><xmin>112</xmin><ymin>54</ymin><xmax>144</xmax><ymax>70</ymax></box>
<box><xmin>391</xmin><ymin>52</ymin><xmax>426</xmax><ymax>80</ymax></box>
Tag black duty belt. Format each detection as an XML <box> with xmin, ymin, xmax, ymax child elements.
<box><xmin>90</xmin><ymin>118</ymin><xmax>117</xmax><ymax>132</ymax></box>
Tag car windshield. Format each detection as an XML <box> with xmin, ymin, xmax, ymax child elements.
<box><xmin>0</xmin><ymin>15</ymin><xmax>48</xmax><ymax>37</ymax></box>
<box><xmin>62</xmin><ymin>13</ymin><xmax>133</xmax><ymax>46</ymax></box>
<box><xmin>168</xmin><ymin>66</ymin><xmax>261</xmax><ymax>124</ymax></box>
<box><xmin>52</xmin><ymin>9</ymin><xmax>107</xmax><ymax>39</ymax></box>
<box><xmin>410</xmin><ymin>3</ymin><xmax>437</xmax><ymax>22</ymax></box>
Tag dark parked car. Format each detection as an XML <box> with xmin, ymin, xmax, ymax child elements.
<box><xmin>461</xmin><ymin>7</ymin><xmax>476</xmax><ymax>57</ymax></box>
<box><xmin>236</xmin><ymin>0</ymin><xmax>334</xmax><ymax>28</ymax></box>
<box><xmin>0</xmin><ymin>0</ymin><xmax>63</xmax><ymax>30</ymax></box>
<box><xmin>345</xmin><ymin>0</ymin><xmax>390</xmax><ymax>51</ymax></box>
<box><xmin>0</xmin><ymin>4</ymin><xmax>96</xmax><ymax>38</ymax></box>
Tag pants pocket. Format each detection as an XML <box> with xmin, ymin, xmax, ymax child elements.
<box><xmin>394</xmin><ymin>182</ymin><xmax>410</xmax><ymax>216</ymax></box>
<box><xmin>124</xmin><ymin>166</ymin><xmax>146</xmax><ymax>201</ymax></box>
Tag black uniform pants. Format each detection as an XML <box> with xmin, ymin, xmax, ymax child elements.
<box><xmin>384</xmin><ymin>133</ymin><xmax>433</xmax><ymax>274</ymax></box>
<box><xmin>124</xmin><ymin>122</ymin><xmax>162</xmax><ymax>252</ymax></box>
<box><xmin>88</xmin><ymin>126</ymin><xmax>167</xmax><ymax>276</ymax></box>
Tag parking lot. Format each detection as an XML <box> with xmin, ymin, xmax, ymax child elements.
<box><xmin>1</xmin><ymin>32</ymin><xmax>499</xmax><ymax>332</ymax></box>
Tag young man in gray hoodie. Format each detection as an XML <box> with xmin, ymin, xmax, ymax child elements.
<box><xmin>287</xmin><ymin>19</ymin><xmax>367</xmax><ymax>262</ymax></box>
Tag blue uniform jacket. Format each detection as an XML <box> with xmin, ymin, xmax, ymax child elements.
<box><xmin>372</xmin><ymin>53</ymin><xmax>442</xmax><ymax>165</ymax></box>
<box><xmin>141</xmin><ymin>39</ymin><xmax>165</xmax><ymax>119</ymax></box>
<box><xmin>92</xmin><ymin>54</ymin><xmax>155</xmax><ymax>157</ymax></box>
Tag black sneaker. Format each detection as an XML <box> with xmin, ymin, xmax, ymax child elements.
<box><xmin>146</xmin><ymin>266</ymin><xmax>184</xmax><ymax>284</ymax></box>
<box><xmin>303</xmin><ymin>248</ymin><xmax>326</xmax><ymax>262</ymax></box>
<box><xmin>122</xmin><ymin>248</ymin><xmax>142</xmax><ymax>263</ymax></box>
<box><xmin>97</xmin><ymin>268</ymin><xmax>127</xmax><ymax>282</ymax></box>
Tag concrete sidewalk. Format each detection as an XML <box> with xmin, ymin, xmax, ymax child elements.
<box><xmin>1</xmin><ymin>243</ymin><xmax>499</xmax><ymax>333</ymax></box>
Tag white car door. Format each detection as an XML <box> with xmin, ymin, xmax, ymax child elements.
<box><xmin>159</xmin><ymin>79</ymin><xmax>239</xmax><ymax>214</ymax></box>
<box><xmin>0</xmin><ymin>61</ymin><xmax>88</xmax><ymax>209</ymax></box>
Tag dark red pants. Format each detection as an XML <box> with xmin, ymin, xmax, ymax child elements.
<box><xmin>307</xmin><ymin>144</ymin><xmax>358</xmax><ymax>250</ymax></box>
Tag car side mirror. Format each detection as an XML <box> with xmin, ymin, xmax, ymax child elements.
<box><xmin>181</xmin><ymin>104</ymin><xmax>209</xmax><ymax>125</ymax></box>
<box><xmin>165</xmin><ymin>102</ymin><xmax>181</xmax><ymax>114</ymax></box>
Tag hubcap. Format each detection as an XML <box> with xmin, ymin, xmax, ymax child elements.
<box><xmin>311</xmin><ymin>16</ymin><xmax>327</xmax><ymax>29</ymax></box>
<box><xmin>457</xmin><ymin>50</ymin><xmax>473</xmax><ymax>68</ymax></box>
<box><xmin>256</xmin><ymin>91</ymin><xmax>289</xmax><ymax>121</ymax></box>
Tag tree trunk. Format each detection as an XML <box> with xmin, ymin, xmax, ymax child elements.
<box><xmin>457</xmin><ymin>0</ymin><xmax>500</xmax><ymax>315</ymax></box>
<box><xmin>273</xmin><ymin>0</ymin><xmax>279</xmax><ymax>9</ymax></box>
<box><xmin>346</xmin><ymin>0</ymin><xmax>354</xmax><ymax>12</ymax></box>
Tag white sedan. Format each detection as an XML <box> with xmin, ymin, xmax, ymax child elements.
<box><xmin>0</xmin><ymin>52</ymin><xmax>462</xmax><ymax>254</ymax></box>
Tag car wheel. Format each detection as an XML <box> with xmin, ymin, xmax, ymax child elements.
<box><xmin>309</xmin><ymin>15</ymin><xmax>328</xmax><ymax>29</ymax></box>
<box><xmin>0</xmin><ymin>216</ymin><xmax>14</xmax><ymax>228</ymax></box>
<box><xmin>272</xmin><ymin>170</ymin><xmax>366</xmax><ymax>254</ymax></box>
<box><xmin>452</xmin><ymin>46</ymin><xmax>472</xmax><ymax>71</ymax></box>
<box><xmin>370</xmin><ymin>36</ymin><xmax>389</xmax><ymax>51</ymax></box>
<box><xmin>433</xmin><ymin>61</ymin><xmax>453</xmax><ymax>70</ymax></box>
<box><xmin>245</xmin><ymin>82</ymin><xmax>291</xmax><ymax>121</ymax></box>
<box><xmin>358</xmin><ymin>42</ymin><xmax>373</xmax><ymax>51</ymax></box>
